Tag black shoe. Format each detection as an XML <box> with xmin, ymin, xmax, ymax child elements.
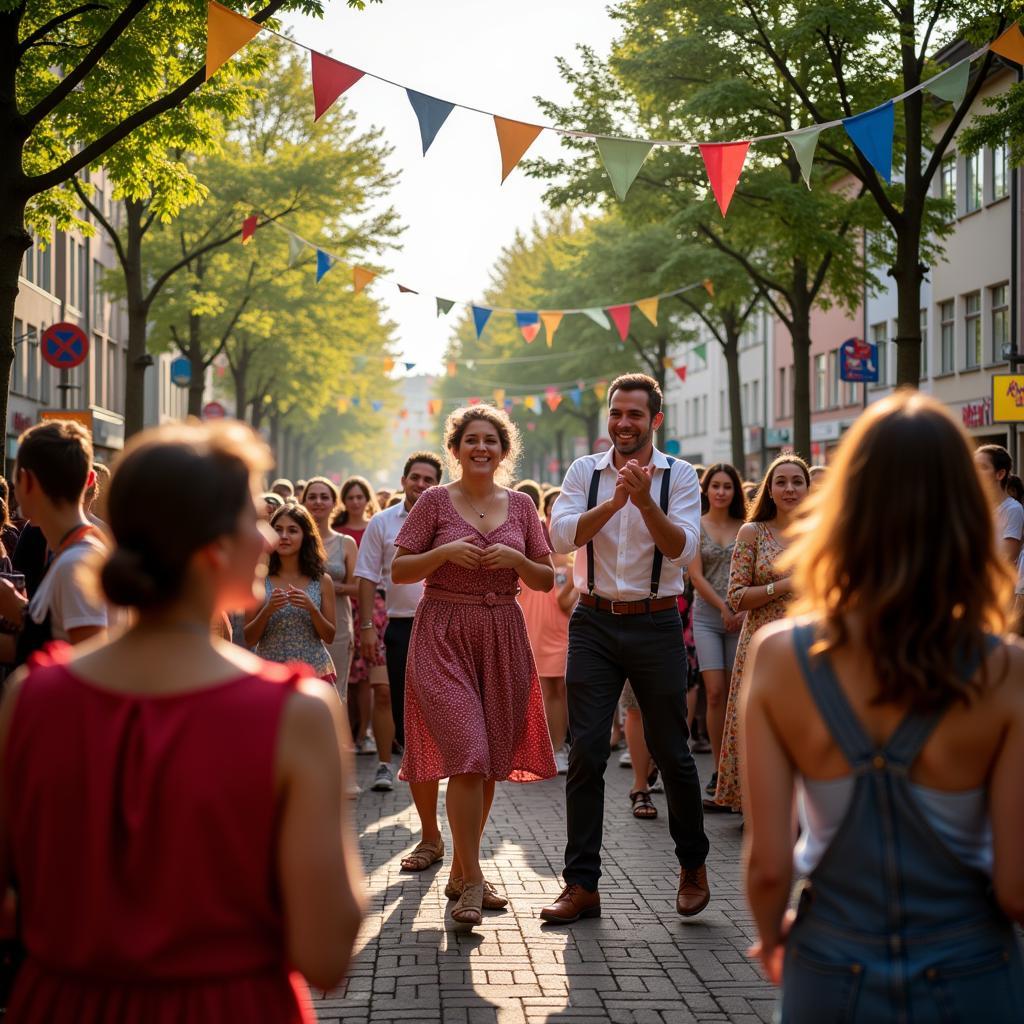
<box><xmin>704</xmin><ymin>771</ymin><xmax>718</xmax><ymax>797</ymax></box>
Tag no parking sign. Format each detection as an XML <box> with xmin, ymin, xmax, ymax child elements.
<box><xmin>41</xmin><ymin>323</ymin><xmax>89</xmax><ymax>370</ymax></box>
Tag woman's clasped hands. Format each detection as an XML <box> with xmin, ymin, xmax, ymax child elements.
<box><xmin>443</xmin><ymin>537</ymin><xmax>524</xmax><ymax>571</ymax></box>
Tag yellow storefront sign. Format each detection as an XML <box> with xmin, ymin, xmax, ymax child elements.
<box><xmin>992</xmin><ymin>375</ymin><xmax>1024</xmax><ymax>423</ymax></box>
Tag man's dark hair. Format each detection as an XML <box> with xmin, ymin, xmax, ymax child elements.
<box><xmin>608</xmin><ymin>373</ymin><xmax>663</xmax><ymax>417</ymax></box>
<box><xmin>403</xmin><ymin>451</ymin><xmax>443</xmax><ymax>482</ymax></box>
<box><xmin>16</xmin><ymin>420</ymin><xmax>93</xmax><ymax>506</ymax></box>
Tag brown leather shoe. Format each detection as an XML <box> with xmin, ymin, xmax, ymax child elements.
<box><xmin>539</xmin><ymin>883</ymin><xmax>601</xmax><ymax>924</ymax></box>
<box><xmin>677</xmin><ymin>865</ymin><xmax>711</xmax><ymax>917</ymax></box>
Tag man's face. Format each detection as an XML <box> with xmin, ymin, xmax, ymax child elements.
<box><xmin>402</xmin><ymin>461</ymin><xmax>440</xmax><ymax>504</ymax></box>
<box><xmin>607</xmin><ymin>389</ymin><xmax>663</xmax><ymax>457</ymax></box>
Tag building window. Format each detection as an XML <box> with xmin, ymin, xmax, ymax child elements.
<box><xmin>939</xmin><ymin>300</ymin><xmax>955</xmax><ymax>373</ymax></box>
<box><xmin>828</xmin><ymin>350</ymin><xmax>839</xmax><ymax>408</ymax></box>
<box><xmin>846</xmin><ymin>377</ymin><xmax>858</xmax><ymax>405</ymax></box>
<box><xmin>964</xmin><ymin>291</ymin><xmax>981</xmax><ymax>369</ymax></box>
<box><xmin>92</xmin><ymin>259</ymin><xmax>104</xmax><ymax>329</ymax></box>
<box><xmin>871</xmin><ymin>322</ymin><xmax>887</xmax><ymax>386</ymax></box>
<box><xmin>940</xmin><ymin>156</ymin><xmax>956</xmax><ymax>214</ymax></box>
<box><xmin>21</xmin><ymin>241</ymin><xmax>34</xmax><ymax>285</ymax></box>
<box><xmin>920</xmin><ymin>308</ymin><xmax>928</xmax><ymax>379</ymax></box>
<box><xmin>752</xmin><ymin>379</ymin><xmax>760</xmax><ymax>424</ymax></box>
<box><xmin>778</xmin><ymin>366</ymin><xmax>788</xmax><ymax>418</ymax></box>
<box><xmin>719</xmin><ymin>389</ymin><xmax>727</xmax><ymax>430</ymax></box>
<box><xmin>814</xmin><ymin>354</ymin><xmax>827</xmax><ymax>410</ymax></box>
<box><xmin>37</xmin><ymin>241</ymin><xmax>51</xmax><ymax>293</ymax></box>
<box><xmin>965</xmin><ymin>150</ymin><xmax>982</xmax><ymax>212</ymax></box>
<box><xmin>993</xmin><ymin>141</ymin><xmax>1009</xmax><ymax>200</ymax></box>
<box><xmin>991</xmin><ymin>284</ymin><xmax>1009</xmax><ymax>363</ymax></box>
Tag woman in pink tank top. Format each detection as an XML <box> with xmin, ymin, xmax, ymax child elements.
<box><xmin>0</xmin><ymin>421</ymin><xmax>363</xmax><ymax>1023</ymax></box>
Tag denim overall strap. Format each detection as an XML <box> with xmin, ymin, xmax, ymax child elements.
<box><xmin>791</xmin><ymin>622</ymin><xmax>874</xmax><ymax>769</ymax></box>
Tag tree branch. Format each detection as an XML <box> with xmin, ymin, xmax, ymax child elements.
<box><xmin>18</xmin><ymin>3</ymin><xmax>106</xmax><ymax>55</ymax></box>
<box><xmin>625</xmin><ymin>332</ymin><xmax>660</xmax><ymax>376</ymax></box>
<box><xmin>71</xmin><ymin>175</ymin><xmax>128</xmax><ymax>270</ymax></box>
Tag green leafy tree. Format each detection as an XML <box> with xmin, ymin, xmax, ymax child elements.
<box><xmin>0</xmin><ymin>0</ymin><xmax>373</xmax><ymax>438</ymax></box>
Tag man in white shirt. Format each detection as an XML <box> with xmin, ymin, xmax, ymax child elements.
<box><xmin>355</xmin><ymin>453</ymin><xmax>449</xmax><ymax>869</ymax></box>
<box><xmin>540</xmin><ymin>373</ymin><xmax>710</xmax><ymax>924</ymax></box>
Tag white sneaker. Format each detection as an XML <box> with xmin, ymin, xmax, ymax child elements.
<box><xmin>619</xmin><ymin>748</ymin><xmax>632</xmax><ymax>768</ymax></box>
<box><xmin>355</xmin><ymin>738</ymin><xmax>375</xmax><ymax>756</ymax></box>
<box><xmin>371</xmin><ymin>762</ymin><xmax>395</xmax><ymax>792</ymax></box>
<box><xmin>554</xmin><ymin>746</ymin><xmax>569</xmax><ymax>775</ymax></box>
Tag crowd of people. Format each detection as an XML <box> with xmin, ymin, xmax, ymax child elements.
<box><xmin>0</xmin><ymin>372</ymin><xmax>1018</xmax><ymax>1020</ymax></box>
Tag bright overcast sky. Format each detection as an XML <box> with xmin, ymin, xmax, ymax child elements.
<box><xmin>280</xmin><ymin>0</ymin><xmax>618</xmax><ymax>374</ymax></box>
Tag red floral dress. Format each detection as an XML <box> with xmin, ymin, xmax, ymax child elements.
<box><xmin>338</xmin><ymin>523</ymin><xmax>387</xmax><ymax>684</ymax></box>
<box><xmin>395</xmin><ymin>487</ymin><xmax>556</xmax><ymax>784</ymax></box>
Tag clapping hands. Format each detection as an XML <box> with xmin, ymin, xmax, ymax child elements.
<box><xmin>617</xmin><ymin>460</ymin><xmax>654</xmax><ymax>508</ymax></box>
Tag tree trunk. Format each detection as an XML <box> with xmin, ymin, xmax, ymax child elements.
<box><xmin>655</xmin><ymin>337</ymin><xmax>668</xmax><ymax>449</ymax></box>
<box><xmin>722</xmin><ymin>330</ymin><xmax>745</xmax><ymax>470</ymax></box>
<box><xmin>122</xmin><ymin>199</ymin><xmax>150</xmax><ymax>437</ymax></box>
<box><xmin>0</xmin><ymin>197</ymin><xmax>28</xmax><ymax>462</ymax></box>
<box><xmin>789</xmin><ymin>314</ymin><xmax>812</xmax><ymax>462</ymax></box>
<box><xmin>232</xmin><ymin>361</ymin><xmax>247</xmax><ymax>421</ymax></box>
<box><xmin>891</xmin><ymin>226</ymin><xmax>925</xmax><ymax>386</ymax></box>
<box><xmin>269</xmin><ymin>409</ymin><xmax>280</xmax><ymax>468</ymax></box>
<box><xmin>555</xmin><ymin>428</ymin><xmax>565</xmax><ymax>480</ymax></box>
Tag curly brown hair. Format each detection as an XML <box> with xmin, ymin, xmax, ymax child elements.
<box><xmin>781</xmin><ymin>392</ymin><xmax>1015</xmax><ymax>713</ymax></box>
<box><xmin>443</xmin><ymin>405</ymin><xmax>521</xmax><ymax>485</ymax></box>
<box><xmin>268</xmin><ymin>503</ymin><xmax>327</xmax><ymax>581</ymax></box>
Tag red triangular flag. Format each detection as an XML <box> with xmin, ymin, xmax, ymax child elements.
<box><xmin>698</xmin><ymin>141</ymin><xmax>750</xmax><ymax>217</ymax></box>
<box><xmin>520</xmin><ymin>323</ymin><xmax>541</xmax><ymax>344</ymax></box>
<box><xmin>607</xmin><ymin>304</ymin><xmax>632</xmax><ymax>342</ymax></box>
<box><xmin>674</xmin><ymin>365</ymin><xmax>687</xmax><ymax>382</ymax></box>
<box><xmin>240</xmin><ymin>214</ymin><xmax>258</xmax><ymax>244</ymax></box>
<box><xmin>311</xmin><ymin>52</ymin><xmax>364</xmax><ymax>121</ymax></box>
<box><xmin>398</xmin><ymin>284</ymin><xmax>418</xmax><ymax>294</ymax></box>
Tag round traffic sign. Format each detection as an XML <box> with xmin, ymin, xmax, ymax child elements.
<box><xmin>170</xmin><ymin>356</ymin><xmax>192</xmax><ymax>387</ymax></box>
<box><xmin>202</xmin><ymin>401</ymin><xmax>226</xmax><ymax>420</ymax></box>
<box><xmin>41</xmin><ymin>322</ymin><xmax>89</xmax><ymax>370</ymax></box>
<box><xmin>664</xmin><ymin>439</ymin><xmax>682</xmax><ymax>455</ymax></box>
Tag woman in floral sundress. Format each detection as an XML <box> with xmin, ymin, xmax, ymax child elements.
<box><xmin>712</xmin><ymin>456</ymin><xmax>810</xmax><ymax>811</ymax></box>
<box><xmin>392</xmin><ymin>405</ymin><xmax>556</xmax><ymax>927</ymax></box>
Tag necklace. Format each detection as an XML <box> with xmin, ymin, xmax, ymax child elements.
<box><xmin>458</xmin><ymin>482</ymin><xmax>497</xmax><ymax>520</ymax></box>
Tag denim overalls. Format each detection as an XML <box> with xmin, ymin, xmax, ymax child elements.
<box><xmin>779</xmin><ymin>624</ymin><xmax>1024</xmax><ymax>1023</ymax></box>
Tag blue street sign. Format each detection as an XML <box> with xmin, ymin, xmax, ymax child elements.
<box><xmin>170</xmin><ymin>356</ymin><xmax>192</xmax><ymax>388</ymax></box>
<box><xmin>664</xmin><ymin>439</ymin><xmax>682</xmax><ymax>455</ymax></box>
<box><xmin>839</xmin><ymin>337</ymin><xmax>878</xmax><ymax>383</ymax></box>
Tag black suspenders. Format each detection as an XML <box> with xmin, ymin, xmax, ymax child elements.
<box><xmin>585</xmin><ymin>457</ymin><xmax>675</xmax><ymax>599</ymax></box>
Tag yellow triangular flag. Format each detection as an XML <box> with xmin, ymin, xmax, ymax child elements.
<box><xmin>661</xmin><ymin>356</ymin><xmax>674</xmax><ymax>370</ymax></box>
<box><xmin>990</xmin><ymin>22</ymin><xmax>1024</xmax><ymax>64</ymax></box>
<box><xmin>493</xmin><ymin>388</ymin><xmax>506</xmax><ymax>406</ymax></box>
<box><xmin>540</xmin><ymin>311</ymin><xmax>564</xmax><ymax>347</ymax></box>
<box><xmin>637</xmin><ymin>297</ymin><xmax>659</xmax><ymax>326</ymax></box>
<box><xmin>206</xmin><ymin>1</ymin><xmax>261</xmax><ymax>80</ymax></box>
<box><xmin>494</xmin><ymin>116</ymin><xmax>544</xmax><ymax>183</ymax></box>
<box><xmin>353</xmin><ymin>267</ymin><xmax>375</xmax><ymax>294</ymax></box>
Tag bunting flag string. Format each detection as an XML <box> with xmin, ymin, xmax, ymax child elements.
<box><xmin>205</xmin><ymin>1</ymin><xmax>1004</xmax><ymax>214</ymax></box>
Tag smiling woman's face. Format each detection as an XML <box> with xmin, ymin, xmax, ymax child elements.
<box><xmin>455</xmin><ymin>420</ymin><xmax>504</xmax><ymax>480</ymax></box>
<box><xmin>770</xmin><ymin>463</ymin><xmax>808</xmax><ymax>512</ymax></box>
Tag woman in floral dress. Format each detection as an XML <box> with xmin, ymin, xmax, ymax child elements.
<box><xmin>712</xmin><ymin>456</ymin><xmax>809</xmax><ymax>811</ymax></box>
<box><xmin>392</xmin><ymin>405</ymin><xmax>556</xmax><ymax>927</ymax></box>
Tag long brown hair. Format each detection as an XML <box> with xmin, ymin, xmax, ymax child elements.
<box><xmin>335</xmin><ymin>476</ymin><xmax>380</xmax><ymax>527</ymax></box>
<box><xmin>268</xmin><ymin>503</ymin><xmax>326</xmax><ymax>580</ymax></box>
<box><xmin>782</xmin><ymin>392</ymin><xmax>1015</xmax><ymax>713</ymax></box>
<box><xmin>701</xmin><ymin>463</ymin><xmax>747</xmax><ymax>521</ymax></box>
<box><xmin>746</xmin><ymin>455</ymin><xmax>810</xmax><ymax>523</ymax></box>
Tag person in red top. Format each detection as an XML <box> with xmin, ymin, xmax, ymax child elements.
<box><xmin>0</xmin><ymin>420</ymin><xmax>363</xmax><ymax>1023</ymax></box>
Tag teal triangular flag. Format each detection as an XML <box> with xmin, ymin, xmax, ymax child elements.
<box><xmin>406</xmin><ymin>89</ymin><xmax>455</xmax><ymax>155</ymax></box>
<box><xmin>924</xmin><ymin>60</ymin><xmax>970</xmax><ymax>107</ymax></box>
<box><xmin>581</xmin><ymin>308</ymin><xmax>610</xmax><ymax>329</ymax></box>
<box><xmin>596</xmin><ymin>138</ymin><xmax>654</xmax><ymax>201</ymax></box>
<box><xmin>693</xmin><ymin>342</ymin><xmax>707</xmax><ymax>361</ymax></box>
<box><xmin>436</xmin><ymin>297</ymin><xmax>455</xmax><ymax>317</ymax></box>
<box><xmin>843</xmin><ymin>100</ymin><xmax>894</xmax><ymax>184</ymax></box>
<box><xmin>786</xmin><ymin>126</ymin><xmax>824</xmax><ymax>188</ymax></box>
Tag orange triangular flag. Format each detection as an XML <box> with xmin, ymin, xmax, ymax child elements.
<box><xmin>206</xmin><ymin>1</ymin><xmax>261</xmax><ymax>80</ymax></box>
<box><xmin>637</xmin><ymin>297</ymin><xmax>659</xmax><ymax>326</ymax></box>
<box><xmin>990</xmin><ymin>23</ymin><xmax>1024</xmax><ymax>64</ymax></box>
<box><xmin>698</xmin><ymin>141</ymin><xmax>751</xmax><ymax>217</ymax></box>
<box><xmin>702</xmin><ymin>279</ymin><xmax>715</xmax><ymax>298</ymax></box>
<box><xmin>494</xmin><ymin>116</ymin><xmax>543</xmax><ymax>183</ymax></box>
<box><xmin>540</xmin><ymin>312</ymin><xmax>563</xmax><ymax>347</ymax></box>
<box><xmin>353</xmin><ymin>267</ymin><xmax>375</xmax><ymax>294</ymax></box>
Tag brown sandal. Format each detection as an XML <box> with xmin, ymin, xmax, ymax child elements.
<box><xmin>400</xmin><ymin>838</ymin><xmax>444</xmax><ymax>872</ymax></box>
<box><xmin>630</xmin><ymin>789</ymin><xmax>658</xmax><ymax>819</ymax></box>
<box><xmin>444</xmin><ymin>877</ymin><xmax>509</xmax><ymax>909</ymax></box>
<box><xmin>451</xmin><ymin>882</ymin><xmax>484</xmax><ymax>925</ymax></box>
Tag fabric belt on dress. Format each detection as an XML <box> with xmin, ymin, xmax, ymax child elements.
<box><xmin>577</xmin><ymin>593</ymin><xmax>678</xmax><ymax>616</ymax></box>
<box><xmin>423</xmin><ymin>586</ymin><xmax>519</xmax><ymax>607</ymax></box>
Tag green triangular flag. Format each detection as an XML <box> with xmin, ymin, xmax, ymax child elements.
<box><xmin>693</xmin><ymin>342</ymin><xmax>707</xmax><ymax>361</ymax></box>
<box><xmin>581</xmin><ymin>308</ymin><xmax>610</xmax><ymax>329</ymax></box>
<box><xmin>287</xmin><ymin>232</ymin><xmax>306</xmax><ymax>267</ymax></box>
<box><xmin>596</xmin><ymin>138</ymin><xmax>654</xmax><ymax>201</ymax></box>
<box><xmin>436</xmin><ymin>297</ymin><xmax>455</xmax><ymax>317</ymax></box>
<box><xmin>924</xmin><ymin>60</ymin><xmax>970</xmax><ymax>107</ymax></box>
<box><xmin>787</xmin><ymin>126</ymin><xmax>824</xmax><ymax>188</ymax></box>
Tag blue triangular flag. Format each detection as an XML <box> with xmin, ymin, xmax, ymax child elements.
<box><xmin>371</xmin><ymin>399</ymin><xmax>383</xmax><ymax>412</ymax></box>
<box><xmin>351</xmin><ymin>396</ymin><xmax>361</xmax><ymax>407</ymax></box>
<box><xmin>842</xmin><ymin>100</ymin><xmax>894</xmax><ymax>184</ymax></box>
<box><xmin>472</xmin><ymin>306</ymin><xmax>492</xmax><ymax>338</ymax></box>
<box><xmin>406</xmin><ymin>89</ymin><xmax>455</xmax><ymax>155</ymax></box>
<box><xmin>515</xmin><ymin>311</ymin><xmax>539</xmax><ymax>327</ymax></box>
<box><xmin>404</xmin><ymin>361</ymin><xmax>416</xmax><ymax>371</ymax></box>
<box><xmin>316</xmin><ymin>249</ymin><xmax>334</xmax><ymax>283</ymax></box>
<box><xmin>568</xmin><ymin>386</ymin><xmax>582</xmax><ymax>408</ymax></box>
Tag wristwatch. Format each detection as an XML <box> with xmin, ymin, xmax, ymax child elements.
<box><xmin>766</xmin><ymin>582</ymin><xmax>776</xmax><ymax>597</ymax></box>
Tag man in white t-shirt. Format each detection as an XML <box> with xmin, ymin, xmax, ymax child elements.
<box><xmin>0</xmin><ymin>420</ymin><xmax>108</xmax><ymax>648</ymax></box>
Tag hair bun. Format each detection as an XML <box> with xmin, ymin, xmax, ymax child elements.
<box><xmin>100</xmin><ymin>547</ymin><xmax>164</xmax><ymax>609</ymax></box>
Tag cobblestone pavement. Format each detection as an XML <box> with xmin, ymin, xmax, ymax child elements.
<box><xmin>311</xmin><ymin>750</ymin><xmax>774</xmax><ymax>1024</ymax></box>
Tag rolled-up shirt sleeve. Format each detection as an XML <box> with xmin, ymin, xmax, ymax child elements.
<box><xmin>549</xmin><ymin>459</ymin><xmax>588</xmax><ymax>554</ymax></box>
<box><xmin>353</xmin><ymin>515</ymin><xmax>385</xmax><ymax>585</ymax></box>
<box><xmin>666</xmin><ymin>461</ymin><xmax>701</xmax><ymax>567</ymax></box>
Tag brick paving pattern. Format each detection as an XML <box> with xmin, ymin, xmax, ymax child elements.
<box><xmin>311</xmin><ymin>751</ymin><xmax>774</xmax><ymax>1024</ymax></box>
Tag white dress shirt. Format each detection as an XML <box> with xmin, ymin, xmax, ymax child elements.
<box><xmin>353</xmin><ymin>501</ymin><xmax>423</xmax><ymax>618</ymax></box>
<box><xmin>549</xmin><ymin>447</ymin><xmax>701</xmax><ymax>601</ymax></box>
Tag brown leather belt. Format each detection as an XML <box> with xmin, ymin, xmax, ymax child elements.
<box><xmin>578</xmin><ymin>593</ymin><xmax>678</xmax><ymax>616</ymax></box>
